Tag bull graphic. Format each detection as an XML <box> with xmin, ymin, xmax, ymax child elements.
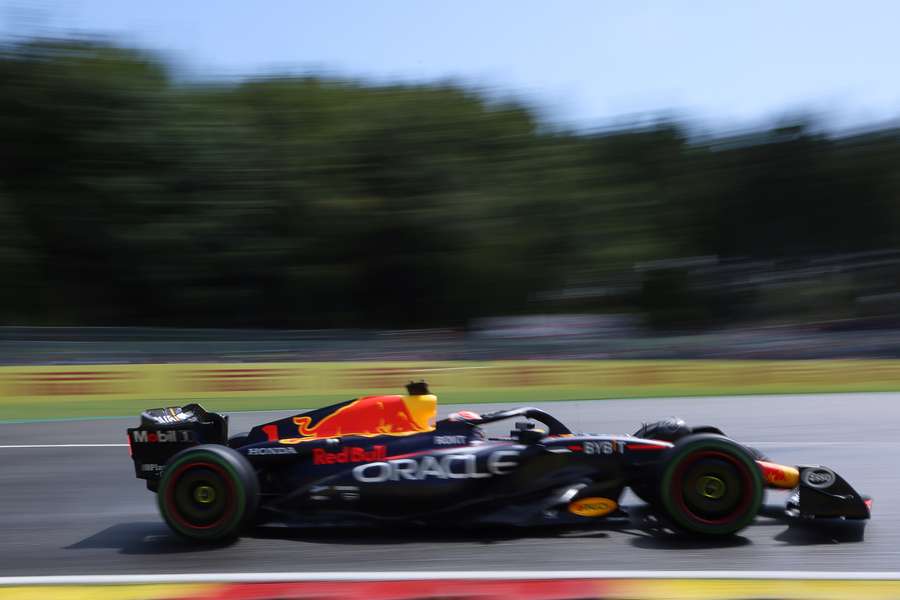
<box><xmin>292</xmin><ymin>395</ymin><xmax>431</xmax><ymax>438</ymax></box>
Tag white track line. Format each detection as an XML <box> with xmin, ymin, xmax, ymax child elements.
<box><xmin>0</xmin><ymin>443</ymin><xmax>127</xmax><ymax>449</ymax></box>
<box><xmin>2</xmin><ymin>571</ymin><xmax>900</xmax><ymax>586</ymax></box>
<box><xmin>749</xmin><ymin>441</ymin><xmax>900</xmax><ymax>446</ymax></box>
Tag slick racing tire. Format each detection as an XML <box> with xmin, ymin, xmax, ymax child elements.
<box><xmin>657</xmin><ymin>434</ymin><xmax>763</xmax><ymax>536</ymax></box>
<box><xmin>745</xmin><ymin>445</ymin><xmax>770</xmax><ymax>462</ymax></box>
<box><xmin>157</xmin><ymin>444</ymin><xmax>259</xmax><ymax>542</ymax></box>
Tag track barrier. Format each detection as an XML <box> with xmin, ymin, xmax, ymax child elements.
<box><xmin>3</xmin><ymin>360</ymin><xmax>900</xmax><ymax>406</ymax></box>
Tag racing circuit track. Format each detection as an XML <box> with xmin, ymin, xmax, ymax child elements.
<box><xmin>0</xmin><ymin>393</ymin><xmax>896</xmax><ymax>576</ymax></box>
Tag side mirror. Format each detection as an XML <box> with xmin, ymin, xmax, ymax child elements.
<box><xmin>511</xmin><ymin>421</ymin><xmax>546</xmax><ymax>444</ymax></box>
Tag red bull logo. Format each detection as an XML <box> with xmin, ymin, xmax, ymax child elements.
<box><xmin>758</xmin><ymin>460</ymin><xmax>800</xmax><ymax>489</ymax></box>
<box><xmin>313</xmin><ymin>445</ymin><xmax>387</xmax><ymax>465</ymax></box>
<box><xmin>291</xmin><ymin>395</ymin><xmax>436</xmax><ymax>440</ymax></box>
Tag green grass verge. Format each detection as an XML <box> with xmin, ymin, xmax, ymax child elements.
<box><xmin>3</xmin><ymin>382</ymin><xmax>900</xmax><ymax>423</ymax></box>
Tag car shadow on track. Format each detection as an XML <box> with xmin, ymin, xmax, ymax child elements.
<box><xmin>252</xmin><ymin>504</ymin><xmax>865</xmax><ymax>549</ymax></box>
<box><xmin>66</xmin><ymin>504</ymin><xmax>865</xmax><ymax>556</ymax></box>
<box><xmin>65</xmin><ymin>522</ymin><xmax>238</xmax><ymax>555</ymax></box>
<box><xmin>772</xmin><ymin>521</ymin><xmax>867</xmax><ymax>545</ymax></box>
<box><xmin>66</xmin><ymin>520</ymin><xmax>619</xmax><ymax>555</ymax></box>
<box><xmin>758</xmin><ymin>504</ymin><xmax>868</xmax><ymax>545</ymax></box>
<box><xmin>249</xmin><ymin>523</ymin><xmax>617</xmax><ymax>545</ymax></box>
<box><xmin>619</xmin><ymin>504</ymin><xmax>752</xmax><ymax>550</ymax></box>
<box><xmin>256</xmin><ymin>524</ymin><xmax>756</xmax><ymax>551</ymax></box>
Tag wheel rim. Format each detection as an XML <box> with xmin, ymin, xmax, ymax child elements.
<box><xmin>194</xmin><ymin>485</ymin><xmax>217</xmax><ymax>504</ymax></box>
<box><xmin>696</xmin><ymin>475</ymin><xmax>726</xmax><ymax>499</ymax></box>
<box><xmin>671</xmin><ymin>450</ymin><xmax>753</xmax><ymax>525</ymax></box>
<box><xmin>164</xmin><ymin>461</ymin><xmax>236</xmax><ymax>531</ymax></box>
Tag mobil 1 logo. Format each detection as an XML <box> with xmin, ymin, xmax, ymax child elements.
<box><xmin>131</xmin><ymin>429</ymin><xmax>194</xmax><ymax>444</ymax></box>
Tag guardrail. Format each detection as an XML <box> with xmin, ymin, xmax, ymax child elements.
<box><xmin>2</xmin><ymin>360</ymin><xmax>900</xmax><ymax>403</ymax></box>
<box><xmin>6</xmin><ymin>325</ymin><xmax>900</xmax><ymax>364</ymax></box>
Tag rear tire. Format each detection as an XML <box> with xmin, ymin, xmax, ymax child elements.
<box><xmin>157</xmin><ymin>444</ymin><xmax>259</xmax><ymax>542</ymax></box>
<box><xmin>657</xmin><ymin>434</ymin><xmax>763</xmax><ymax>536</ymax></box>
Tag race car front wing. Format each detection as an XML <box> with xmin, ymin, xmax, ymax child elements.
<box><xmin>785</xmin><ymin>465</ymin><xmax>871</xmax><ymax>520</ymax></box>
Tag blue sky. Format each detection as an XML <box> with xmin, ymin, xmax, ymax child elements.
<box><xmin>4</xmin><ymin>1</ymin><xmax>900</xmax><ymax>131</ymax></box>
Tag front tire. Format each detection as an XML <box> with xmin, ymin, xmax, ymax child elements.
<box><xmin>657</xmin><ymin>434</ymin><xmax>763</xmax><ymax>536</ymax></box>
<box><xmin>157</xmin><ymin>445</ymin><xmax>259</xmax><ymax>542</ymax></box>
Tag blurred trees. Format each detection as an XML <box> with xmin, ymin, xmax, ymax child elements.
<box><xmin>3</xmin><ymin>38</ymin><xmax>900</xmax><ymax>329</ymax></box>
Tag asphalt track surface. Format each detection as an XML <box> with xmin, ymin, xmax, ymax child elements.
<box><xmin>0</xmin><ymin>393</ymin><xmax>895</xmax><ymax>576</ymax></box>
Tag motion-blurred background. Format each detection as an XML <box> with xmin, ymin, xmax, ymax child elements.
<box><xmin>4</xmin><ymin>1</ymin><xmax>900</xmax><ymax>364</ymax></box>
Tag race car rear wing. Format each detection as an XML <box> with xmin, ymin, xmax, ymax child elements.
<box><xmin>127</xmin><ymin>403</ymin><xmax>228</xmax><ymax>491</ymax></box>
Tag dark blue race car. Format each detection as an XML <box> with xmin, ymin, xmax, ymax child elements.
<box><xmin>127</xmin><ymin>382</ymin><xmax>871</xmax><ymax>541</ymax></box>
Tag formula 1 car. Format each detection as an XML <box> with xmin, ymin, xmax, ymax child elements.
<box><xmin>127</xmin><ymin>382</ymin><xmax>871</xmax><ymax>541</ymax></box>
